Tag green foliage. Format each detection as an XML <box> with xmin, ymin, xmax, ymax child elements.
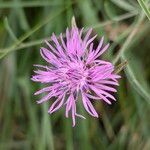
<box><xmin>0</xmin><ymin>0</ymin><xmax>150</xmax><ymax>149</ymax></box>
<box><xmin>137</xmin><ymin>0</ymin><xmax>150</xmax><ymax>20</ymax></box>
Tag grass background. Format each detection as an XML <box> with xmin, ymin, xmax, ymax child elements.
<box><xmin>0</xmin><ymin>0</ymin><xmax>150</xmax><ymax>149</ymax></box>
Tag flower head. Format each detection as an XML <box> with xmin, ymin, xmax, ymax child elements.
<box><xmin>32</xmin><ymin>27</ymin><xmax>120</xmax><ymax>126</ymax></box>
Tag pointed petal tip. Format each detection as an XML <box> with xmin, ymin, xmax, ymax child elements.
<box><xmin>34</xmin><ymin>92</ymin><xmax>38</xmax><ymax>96</ymax></box>
<box><xmin>30</xmin><ymin>77</ymin><xmax>34</xmax><ymax>80</ymax></box>
<box><xmin>65</xmin><ymin>115</ymin><xmax>69</xmax><ymax>118</ymax></box>
<box><xmin>107</xmin><ymin>101</ymin><xmax>112</xmax><ymax>105</ymax></box>
<box><xmin>101</xmin><ymin>36</ymin><xmax>104</xmax><ymax>40</ymax></box>
<box><xmin>36</xmin><ymin>100</ymin><xmax>42</xmax><ymax>104</ymax></box>
<box><xmin>44</xmin><ymin>39</ymin><xmax>51</xmax><ymax>45</ymax></box>
<box><xmin>34</xmin><ymin>91</ymin><xmax>41</xmax><ymax>95</ymax></box>
<box><xmin>31</xmin><ymin>77</ymin><xmax>37</xmax><ymax>82</ymax></box>
<box><xmin>106</xmin><ymin>43</ymin><xmax>110</xmax><ymax>47</ymax></box>
<box><xmin>72</xmin><ymin>121</ymin><xmax>76</xmax><ymax>127</ymax></box>
<box><xmin>82</xmin><ymin>116</ymin><xmax>86</xmax><ymax>119</ymax></box>
<box><xmin>104</xmin><ymin>100</ymin><xmax>112</xmax><ymax>105</ymax></box>
<box><xmin>40</xmin><ymin>48</ymin><xmax>43</xmax><ymax>54</ymax></box>
<box><xmin>76</xmin><ymin>113</ymin><xmax>86</xmax><ymax>119</ymax></box>
<box><xmin>44</xmin><ymin>39</ymin><xmax>48</xmax><ymax>43</ymax></box>
<box><xmin>95</xmin><ymin>114</ymin><xmax>99</xmax><ymax>118</ymax></box>
<box><xmin>48</xmin><ymin>110</ymin><xmax>52</xmax><ymax>114</ymax></box>
<box><xmin>89</xmin><ymin>27</ymin><xmax>93</xmax><ymax>31</ymax></box>
<box><xmin>113</xmin><ymin>98</ymin><xmax>117</xmax><ymax>101</ymax></box>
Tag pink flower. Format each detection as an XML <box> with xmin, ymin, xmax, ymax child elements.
<box><xmin>32</xmin><ymin>27</ymin><xmax>120</xmax><ymax>127</ymax></box>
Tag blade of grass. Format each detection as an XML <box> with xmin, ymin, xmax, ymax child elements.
<box><xmin>0</xmin><ymin>4</ymin><xmax>72</xmax><ymax>59</ymax></box>
<box><xmin>0</xmin><ymin>6</ymin><xmax>18</xmax><ymax>145</ymax></box>
<box><xmin>0</xmin><ymin>11</ymin><xmax>138</xmax><ymax>57</ymax></box>
<box><xmin>38</xmin><ymin>5</ymin><xmax>56</xmax><ymax>150</ymax></box>
<box><xmin>91</xmin><ymin>10</ymin><xmax>138</xmax><ymax>29</ymax></box>
<box><xmin>3</xmin><ymin>17</ymin><xmax>18</xmax><ymax>42</ymax></box>
<box><xmin>113</xmin><ymin>13</ymin><xmax>145</xmax><ymax>64</ymax></box>
<box><xmin>0</xmin><ymin>141</ymin><xmax>30</xmax><ymax>149</ymax></box>
<box><xmin>121</xmin><ymin>53</ymin><xmax>150</xmax><ymax>104</ymax></box>
<box><xmin>78</xmin><ymin>0</ymin><xmax>104</xmax><ymax>34</ymax></box>
<box><xmin>132</xmin><ymin>90</ymin><xmax>150</xmax><ymax>137</ymax></box>
<box><xmin>102</xmin><ymin>112</ymin><xmax>115</xmax><ymax>140</ymax></box>
<box><xmin>18</xmin><ymin>77</ymin><xmax>42</xmax><ymax>150</ymax></box>
<box><xmin>104</xmin><ymin>0</ymin><xmax>122</xmax><ymax>19</ymax></box>
<box><xmin>39</xmin><ymin>103</ymin><xmax>54</xmax><ymax>150</ymax></box>
<box><xmin>111</xmin><ymin>0</ymin><xmax>136</xmax><ymax>11</ymax></box>
<box><xmin>118</xmin><ymin>19</ymin><xmax>150</xmax><ymax>103</ymax></box>
<box><xmin>66</xmin><ymin>0</ymin><xmax>74</xmax><ymax>27</ymax></box>
<box><xmin>0</xmin><ymin>56</ymin><xmax>16</xmax><ymax>143</ymax></box>
<box><xmin>0</xmin><ymin>1</ymin><xmax>64</xmax><ymax>8</ymax></box>
<box><xmin>15</xmin><ymin>0</ymin><xmax>30</xmax><ymax>31</ymax></box>
<box><xmin>137</xmin><ymin>0</ymin><xmax>150</xmax><ymax>20</ymax></box>
<box><xmin>114</xmin><ymin>60</ymin><xmax>128</xmax><ymax>74</ymax></box>
<box><xmin>76</xmin><ymin>94</ymin><xmax>91</xmax><ymax>150</ymax></box>
<box><xmin>65</xmin><ymin>119</ymin><xmax>73</xmax><ymax>150</ymax></box>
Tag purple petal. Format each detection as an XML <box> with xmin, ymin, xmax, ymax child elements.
<box><xmin>82</xmin><ymin>92</ymin><xmax>98</xmax><ymax>117</ymax></box>
<box><xmin>89</xmin><ymin>85</ymin><xmax>112</xmax><ymax>104</ymax></box>
<box><xmin>48</xmin><ymin>95</ymin><xmax>65</xmax><ymax>113</ymax></box>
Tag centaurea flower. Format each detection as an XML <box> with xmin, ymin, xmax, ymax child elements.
<box><xmin>32</xmin><ymin>27</ymin><xmax>120</xmax><ymax>126</ymax></box>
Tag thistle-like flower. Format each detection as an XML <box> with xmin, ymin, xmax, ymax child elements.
<box><xmin>32</xmin><ymin>26</ymin><xmax>120</xmax><ymax>126</ymax></box>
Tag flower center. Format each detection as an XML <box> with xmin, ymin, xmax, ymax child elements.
<box><xmin>62</xmin><ymin>62</ymin><xmax>88</xmax><ymax>90</ymax></box>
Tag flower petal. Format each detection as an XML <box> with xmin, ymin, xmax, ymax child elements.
<box><xmin>89</xmin><ymin>85</ymin><xmax>112</xmax><ymax>104</ymax></box>
<box><xmin>82</xmin><ymin>92</ymin><xmax>98</xmax><ymax>117</ymax></box>
<box><xmin>48</xmin><ymin>94</ymin><xmax>65</xmax><ymax>113</ymax></box>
